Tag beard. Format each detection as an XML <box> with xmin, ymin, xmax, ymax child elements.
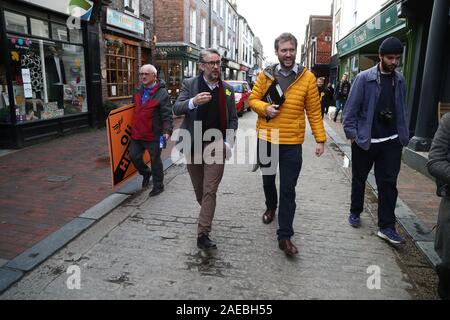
<box><xmin>206</xmin><ymin>71</ymin><xmax>219</xmax><ymax>82</ymax></box>
<box><xmin>279</xmin><ymin>58</ymin><xmax>295</xmax><ymax>69</ymax></box>
<box><xmin>381</xmin><ymin>60</ymin><xmax>397</xmax><ymax>73</ymax></box>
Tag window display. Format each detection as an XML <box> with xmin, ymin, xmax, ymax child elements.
<box><xmin>7</xmin><ymin>36</ymin><xmax>87</xmax><ymax>123</ymax></box>
<box><xmin>1</xmin><ymin>9</ymin><xmax>88</xmax><ymax>123</ymax></box>
<box><xmin>105</xmin><ymin>36</ymin><xmax>138</xmax><ymax>99</ymax></box>
<box><xmin>0</xmin><ymin>62</ymin><xmax>10</xmax><ymax>123</ymax></box>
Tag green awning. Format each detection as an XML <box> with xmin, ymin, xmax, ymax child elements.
<box><xmin>337</xmin><ymin>2</ymin><xmax>407</xmax><ymax>57</ymax></box>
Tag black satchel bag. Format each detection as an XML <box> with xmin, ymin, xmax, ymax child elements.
<box><xmin>263</xmin><ymin>79</ymin><xmax>285</xmax><ymax>122</ymax></box>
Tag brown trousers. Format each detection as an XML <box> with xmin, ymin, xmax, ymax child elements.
<box><xmin>187</xmin><ymin>141</ymin><xmax>226</xmax><ymax>236</ymax></box>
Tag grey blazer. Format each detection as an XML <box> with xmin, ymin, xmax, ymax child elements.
<box><xmin>173</xmin><ymin>76</ymin><xmax>238</xmax><ymax>153</ymax></box>
<box><xmin>427</xmin><ymin>113</ymin><xmax>450</xmax><ymax>197</ymax></box>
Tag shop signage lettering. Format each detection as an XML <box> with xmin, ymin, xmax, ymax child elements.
<box><xmin>107</xmin><ymin>8</ymin><xmax>144</xmax><ymax>35</ymax></box>
<box><xmin>156</xmin><ymin>47</ymin><xmax>185</xmax><ymax>55</ymax></box>
<box><xmin>353</xmin><ymin>30</ymin><xmax>367</xmax><ymax>46</ymax></box>
<box><xmin>106</xmin><ymin>104</ymin><xmax>150</xmax><ymax>187</ymax></box>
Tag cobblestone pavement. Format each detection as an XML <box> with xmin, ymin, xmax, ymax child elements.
<box><xmin>1</xmin><ymin>111</ymin><xmax>434</xmax><ymax>300</ymax></box>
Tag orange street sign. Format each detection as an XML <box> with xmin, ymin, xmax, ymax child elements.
<box><xmin>106</xmin><ymin>104</ymin><xmax>150</xmax><ymax>187</ymax></box>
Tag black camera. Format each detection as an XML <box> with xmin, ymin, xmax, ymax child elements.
<box><xmin>378</xmin><ymin>110</ymin><xmax>394</xmax><ymax>124</ymax></box>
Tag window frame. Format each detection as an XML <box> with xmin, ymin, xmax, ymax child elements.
<box><xmin>105</xmin><ymin>34</ymin><xmax>139</xmax><ymax>100</ymax></box>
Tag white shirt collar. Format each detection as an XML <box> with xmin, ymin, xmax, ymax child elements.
<box><xmin>277</xmin><ymin>64</ymin><xmax>299</xmax><ymax>76</ymax></box>
<box><xmin>203</xmin><ymin>75</ymin><xmax>219</xmax><ymax>90</ymax></box>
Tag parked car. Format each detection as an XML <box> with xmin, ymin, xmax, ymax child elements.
<box><xmin>224</xmin><ymin>80</ymin><xmax>251</xmax><ymax>116</ymax></box>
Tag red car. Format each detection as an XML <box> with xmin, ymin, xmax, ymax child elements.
<box><xmin>225</xmin><ymin>80</ymin><xmax>251</xmax><ymax>116</ymax></box>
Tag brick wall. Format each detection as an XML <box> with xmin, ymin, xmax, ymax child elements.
<box><xmin>316</xmin><ymin>28</ymin><xmax>332</xmax><ymax>65</ymax></box>
<box><xmin>154</xmin><ymin>0</ymin><xmax>184</xmax><ymax>42</ymax></box>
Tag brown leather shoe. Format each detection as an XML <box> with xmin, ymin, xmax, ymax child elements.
<box><xmin>279</xmin><ymin>239</ymin><xmax>298</xmax><ymax>256</ymax></box>
<box><xmin>262</xmin><ymin>209</ymin><xmax>276</xmax><ymax>224</ymax></box>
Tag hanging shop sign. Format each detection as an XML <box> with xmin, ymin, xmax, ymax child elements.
<box><xmin>106</xmin><ymin>8</ymin><xmax>144</xmax><ymax>35</ymax></box>
<box><xmin>106</xmin><ymin>104</ymin><xmax>150</xmax><ymax>187</ymax></box>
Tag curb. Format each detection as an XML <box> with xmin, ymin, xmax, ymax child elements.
<box><xmin>0</xmin><ymin>155</ymin><xmax>181</xmax><ymax>294</ymax></box>
<box><xmin>324</xmin><ymin>121</ymin><xmax>442</xmax><ymax>269</ymax></box>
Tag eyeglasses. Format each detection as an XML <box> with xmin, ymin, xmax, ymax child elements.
<box><xmin>203</xmin><ymin>60</ymin><xmax>221</xmax><ymax>67</ymax></box>
<box><xmin>139</xmin><ymin>72</ymin><xmax>153</xmax><ymax>76</ymax></box>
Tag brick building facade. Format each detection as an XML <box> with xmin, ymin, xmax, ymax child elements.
<box><xmin>301</xmin><ymin>15</ymin><xmax>333</xmax><ymax>79</ymax></box>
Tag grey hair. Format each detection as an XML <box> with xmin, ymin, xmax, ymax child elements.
<box><xmin>199</xmin><ymin>48</ymin><xmax>221</xmax><ymax>63</ymax></box>
<box><xmin>140</xmin><ymin>64</ymin><xmax>157</xmax><ymax>76</ymax></box>
<box><xmin>274</xmin><ymin>33</ymin><xmax>298</xmax><ymax>50</ymax></box>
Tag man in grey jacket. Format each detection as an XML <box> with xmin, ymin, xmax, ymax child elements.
<box><xmin>427</xmin><ymin>113</ymin><xmax>450</xmax><ymax>300</ymax></box>
<box><xmin>173</xmin><ymin>48</ymin><xmax>238</xmax><ymax>250</ymax></box>
<box><xmin>343</xmin><ymin>37</ymin><xmax>409</xmax><ymax>245</ymax></box>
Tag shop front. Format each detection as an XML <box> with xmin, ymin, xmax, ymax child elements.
<box><xmin>0</xmin><ymin>0</ymin><xmax>96</xmax><ymax>148</ymax></box>
<box><xmin>224</xmin><ymin>60</ymin><xmax>240</xmax><ymax>80</ymax></box>
<box><xmin>101</xmin><ymin>7</ymin><xmax>146</xmax><ymax>104</ymax></box>
<box><xmin>238</xmin><ymin>64</ymin><xmax>249</xmax><ymax>82</ymax></box>
<box><xmin>336</xmin><ymin>2</ymin><xmax>408</xmax><ymax>83</ymax></box>
<box><xmin>154</xmin><ymin>44</ymin><xmax>200</xmax><ymax>101</ymax></box>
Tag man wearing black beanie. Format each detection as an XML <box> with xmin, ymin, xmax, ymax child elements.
<box><xmin>343</xmin><ymin>36</ymin><xmax>410</xmax><ymax>246</ymax></box>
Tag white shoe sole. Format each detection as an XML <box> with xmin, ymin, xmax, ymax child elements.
<box><xmin>377</xmin><ymin>231</ymin><xmax>405</xmax><ymax>245</ymax></box>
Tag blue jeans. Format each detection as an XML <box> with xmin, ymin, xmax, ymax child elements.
<box><xmin>334</xmin><ymin>99</ymin><xmax>346</xmax><ymax>122</ymax></box>
<box><xmin>258</xmin><ymin>139</ymin><xmax>303</xmax><ymax>240</ymax></box>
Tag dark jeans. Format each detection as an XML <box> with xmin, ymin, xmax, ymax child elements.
<box><xmin>350</xmin><ymin>138</ymin><xmax>402</xmax><ymax>229</ymax></box>
<box><xmin>129</xmin><ymin>139</ymin><xmax>164</xmax><ymax>188</ymax></box>
<box><xmin>258</xmin><ymin>139</ymin><xmax>303</xmax><ymax>241</ymax></box>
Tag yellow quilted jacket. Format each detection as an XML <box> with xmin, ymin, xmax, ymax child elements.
<box><xmin>249</xmin><ymin>64</ymin><xmax>326</xmax><ymax>145</ymax></box>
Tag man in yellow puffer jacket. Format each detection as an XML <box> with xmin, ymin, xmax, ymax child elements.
<box><xmin>249</xmin><ymin>32</ymin><xmax>326</xmax><ymax>256</ymax></box>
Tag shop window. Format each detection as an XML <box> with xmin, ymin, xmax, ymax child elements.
<box><xmin>155</xmin><ymin>59</ymin><xmax>182</xmax><ymax>99</ymax></box>
<box><xmin>106</xmin><ymin>37</ymin><xmax>138</xmax><ymax>99</ymax></box>
<box><xmin>69</xmin><ymin>28</ymin><xmax>82</xmax><ymax>44</ymax></box>
<box><xmin>7</xmin><ymin>35</ymin><xmax>88</xmax><ymax>122</ymax></box>
<box><xmin>0</xmin><ymin>55</ymin><xmax>11</xmax><ymax>123</ymax></box>
<box><xmin>5</xmin><ymin>11</ymin><xmax>27</xmax><ymax>34</ymax></box>
<box><xmin>30</xmin><ymin>18</ymin><xmax>49</xmax><ymax>38</ymax></box>
<box><xmin>51</xmin><ymin>23</ymin><xmax>68</xmax><ymax>42</ymax></box>
<box><xmin>168</xmin><ymin>60</ymin><xmax>182</xmax><ymax>88</ymax></box>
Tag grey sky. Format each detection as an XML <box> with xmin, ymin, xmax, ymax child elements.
<box><xmin>236</xmin><ymin>0</ymin><xmax>333</xmax><ymax>64</ymax></box>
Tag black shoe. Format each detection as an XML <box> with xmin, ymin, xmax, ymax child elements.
<box><xmin>149</xmin><ymin>186</ymin><xmax>164</xmax><ymax>197</ymax></box>
<box><xmin>142</xmin><ymin>172</ymin><xmax>151</xmax><ymax>189</ymax></box>
<box><xmin>197</xmin><ymin>234</ymin><xmax>217</xmax><ymax>250</ymax></box>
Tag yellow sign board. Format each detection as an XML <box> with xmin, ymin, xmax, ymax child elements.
<box><xmin>106</xmin><ymin>104</ymin><xmax>150</xmax><ymax>187</ymax></box>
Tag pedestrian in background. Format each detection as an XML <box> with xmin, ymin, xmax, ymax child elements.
<box><xmin>427</xmin><ymin>113</ymin><xmax>450</xmax><ymax>300</ymax></box>
<box><xmin>317</xmin><ymin>77</ymin><xmax>327</xmax><ymax>118</ymax></box>
<box><xmin>249</xmin><ymin>33</ymin><xmax>326</xmax><ymax>256</ymax></box>
<box><xmin>326</xmin><ymin>82</ymin><xmax>335</xmax><ymax>115</ymax></box>
<box><xmin>130</xmin><ymin>64</ymin><xmax>173</xmax><ymax>197</ymax></box>
<box><xmin>333</xmin><ymin>73</ymin><xmax>350</xmax><ymax>122</ymax></box>
<box><xmin>173</xmin><ymin>48</ymin><xmax>238</xmax><ymax>250</ymax></box>
<box><xmin>343</xmin><ymin>37</ymin><xmax>410</xmax><ymax>245</ymax></box>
